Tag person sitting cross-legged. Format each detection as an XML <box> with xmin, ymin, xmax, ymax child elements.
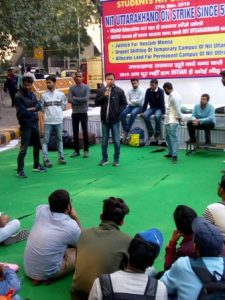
<box><xmin>186</xmin><ymin>94</ymin><xmax>215</xmax><ymax>146</ymax></box>
<box><xmin>24</xmin><ymin>189</ymin><xmax>81</xmax><ymax>284</ymax></box>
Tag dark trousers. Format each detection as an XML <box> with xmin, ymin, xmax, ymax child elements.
<box><xmin>187</xmin><ymin>120</ymin><xmax>215</xmax><ymax>143</ymax></box>
<box><xmin>17</xmin><ymin>126</ymin><xmax>41</xmax><ymax>172</ymax></box>
<box><xmin>9</xmin><ymin>91</ymin><xmax>16</xmax><ymax>107</ymax></box>
<box><xmin>71</xmin><ymin>113</ymin><xmax>89</xmax><ymax>153</ymax></box>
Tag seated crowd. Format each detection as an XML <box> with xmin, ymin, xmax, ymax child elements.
<box><xmin>1</xmin><ymin>175</ymin><xmax>225</xmax><ymax>299</ymax></box>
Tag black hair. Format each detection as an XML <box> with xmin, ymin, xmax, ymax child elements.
<box><xmin>46</xmin><ymin>75</ymin><xmax>56</xmax><ymax>83</ymax></box>
<box><xmin>48</xmin><ymin>189</ymin><xmax>71</xmax><ymax>213</ymax></box>
<box><xmin>105</xmin><ymin>72</ymin><xmax>115</xmax><ymax>79</ymax></box>
<box><xmin>174</xmin><ymin>205</ymin><xmax>197</xmax><ymax>235</ymax></box>
<box><xmin>150</xmin><ymin>79</ymin><xmax>158</xmax><ymax>85</ymax></box>
<box><xmin>75</xmin><ymin>71</ymin><xmax>84</xmax><ymax>77</ymax></box>
<box><xmin>163</xmin><ymin>82</ymin><xmax>173</xmax><ymax>90</ymax></box>
<box><xmin>128</xmin><ymin>235</ymin><xmax>159</xmax><ymax>271</ymax></box>
<box><xmin>22</xmin><ymin>76</ymin><xmax>34</xmax><ymax>84</ymax></box>
<box><xmin>201</xmin><ymin>93</ymin><xmax>210</xmax><ymax>101</ymax></box>
<box><xmin>219</xmin><ymin>175</ymin><xmax>225</xmax><ymax>190</ymax></box>
<box><xmin>131</xmin><ymin>78</ymin><xmax>139</xmax><ymax>83</ymax></box>
<box><xmin>220</xmin><ymin>70</ymin><xmax>225</xmax><ymax>77</ymax></box>
<box><xmin>102</xmin><ymin>197</ymin><xmax>129</xmax><ymax>225</ymax></box>
<box><xmin>26</xmin><ymin>66</ymin><xmax>31</xmax><ymax>72</ymax></box>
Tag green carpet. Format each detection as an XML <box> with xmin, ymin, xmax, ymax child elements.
<box><xmin>0</xmin><ymin>144</ymin><xmax>224</xmax><ymax>299</ymax></box>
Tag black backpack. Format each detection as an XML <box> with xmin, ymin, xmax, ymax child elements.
<box><xmin>99</xmin><ymin>273</ymin><xmax>157</xmax><ymax>300</ymax></box>
<box><xmin>190</xmin><ymin>258</ymin><xmax>225</xmax><ymax>300</ymax></box>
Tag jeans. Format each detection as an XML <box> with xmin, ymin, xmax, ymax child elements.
<box><xmin>102</xmin><ymin>122</ymin><xmax>120</xmax><ymax>161</ymax></box>
<box><xmin>17</xmin><ymin>126</ymin><xmax>41</xmax><ymax>172</ymax></box>
<box><xmin>72</xmin><ymin>113</ymin><xmax>89</xmax><ymax>154</ymax></box>
<box><xmin>42</xmin><ymin>124</ymin><xmax>64</xmax><ymax>160</ymax></box>
<box><xmin>0</xmin><ymin>219</ymin><xmax>20</xmax><ymax>243</ymax></box>
<box><xmin>143</xmin><ymin>108</ymin><xmax>162</xmax><ymax>137</ymax></box>
<box><xmin>187</xmin><ymin>120</ymin><xmax>215</xmax><ymax>143</ymax></box>
<box><xmin>165</xmin><ymin>123</ymin><xmax>179</xmax><ymax>157</ymax></box>
<box><xmin>121</xmin><ymin>106</ymin><xmax>142</xmax><ymax>133</ymax></box>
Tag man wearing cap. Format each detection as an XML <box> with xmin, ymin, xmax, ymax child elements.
<box><xmin>89</xmin><ymin>228</ymin><xmax>167</xmax><ymax>300</ymax></box>
<box><xmin>161</xmin><ymin>217</ymin><xmax>225</xmax><ymax>300</ymax></box>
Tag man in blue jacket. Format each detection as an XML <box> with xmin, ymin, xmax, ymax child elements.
<box><xmin>15</xmin><ymin>76</ymin><xmax>46</xmax><ymax>178</ymax></box>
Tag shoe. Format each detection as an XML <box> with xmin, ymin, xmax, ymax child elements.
<box><xmin>113</xmin><ymin>160</ymin><xmax>119</xmax><ymax>167</ymax></box>
<box><xmin>2</xmin><ymin>230</ymin><xmax>29</xmax><ymax>246</ymax></box>
<box><xmin>70</xmin><ymin>152</ymin><xmax>80</xmax><ymax>158</ymax></box>
<box><xmin>172</xmin><ymin>156</ymin><xmax>178</xmax><ymax>163</ymax></box>
<box><xmin>186</xmin><ymin>139</ymin><xmax>196</xmax><ymax>143</ymax></box>
<box><xmin>204</xmin><ymin>141</ymin><xmax>211</xmax><ymax>147</ymax></box>
<box><xmin>99</xmin><ymin>159</ymin><xmax>109</xmax><ymax>166</ymax></box>
<box><xmin>32</xmin><ymin>279</ymin><xmax>53</xmax><ymax>286</ymax></box>
<box><xmin>43</xmin><ymin>159</ymin><xmax>52</xmax><ymax>168</ymax></box>
<box><xmin>33</xmin><ymin>165</ymin><xmax>47</xmax><ymax>172</ymax></box>
<box><xmin>146</xmin><ymin>136</ymin><xmax>155</xmax><ymax>146</ymax></box>
<box><xmin>58</xmin><ymin>157</ymin><xmax>67</xmax><ymax>164</ymax></box>
<box><xmin>83</xmin><ymin>151</ymin><xmax>89</xmax><ymax>158</ymax></box>
<box><xmin>164</xmin><ymin>154</ymin><xmax>172</xmax><ymax>158</ymax></box>
<box><xmin>17</xmin><ymin>170</ymin><xmax>27</xmax><ymax>178</ymax></box>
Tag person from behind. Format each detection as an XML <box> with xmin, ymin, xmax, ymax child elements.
<box><xmin>164</xmin><ymin>205</ymin><xmax>197</xmax><ymax>270</ymax></box>
<box><xmin>95</xmin><ymin>73</ymin><xmax>127</xmax><ymax>167</ymax></box>
<box><xmin>24</xmin><ymin>189</ymin><xmax>81</xmax><ymax>284</ymax></box>
<box><xmin>23</xmin><ymin>66</ymin><xmax>36</xmax><ymax>81</ymax></box>
<box><xmin>15</xmin><ymin>76</ymin><xmax>46</xmax><ymax>178</ymax></box>
<box><xmin>40</xmin><ymin>76</ymin><xmax>67</xmax><ymax>167</ymax></box>
<box><xmin>0</xmin><ymin>265</ymin><xmax>21</xmax><ymax>300</ymax></box>
<box><xmin>161</xmin><ymin>217</ymin><xmax>225</xmax><ymax>300</ymax></box>
<box><xmin>140</xmin><ymin>79</ymin><xmax>165</xmax><ymax>144</ymax></box>
<box><xmin>186</xmin><ymin>94</ymin><xmax>215</xmax><ymax>146</ymax></box>
<box><xmin>71</xmin><ymin>197</ymin><xmax>131</xmax><ymax>300</ymax></box>
<box><xmin>163</xmin><ymin>82</ymin><xmax>182</xmax><ymax>163</ymax></box>
<box><xmin>89</xmin><ymin>228</ymin><xmax>167</xmax><ymax>300</ymax></box>
<box><xmin>203</xmin><ymin>175</ymin><xmax>225</xmax><ymax>244</ymax></box>
<box><xmin>121</xmin><ymin>78</ymin><xmax>145</xmax><ymax>140</ymax></box>
<box><xmin>4</xmin><ymin>68</ymin><xmax>18</xmax><ymax>107</ymax></box>
<box><xmin>69</xmin><ymin>71</ymin><xmax>90</xmax><ymax>159</ymax></box>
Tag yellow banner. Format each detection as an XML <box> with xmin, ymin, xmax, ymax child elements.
<box><xmin>34</xmin><ymin>47</ymin><xmax>44</xmax><ymax>60</ymax></box>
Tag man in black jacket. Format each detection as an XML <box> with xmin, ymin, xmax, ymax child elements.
<box><xmin>140</xmin><ymin>79</ymin><xmax>165</xmax><ymax>144</ymax></box>
<box><xmin>15</xmin><ymin>76</ymin><xmax>46</xmax><ymax>178</ymax></box>
<box><xmin>4</xmin><ymin>68</ymin><xmax>18</xmax><ymax>107</ymax></box>
<box><xmin>95</xmin><ymin>73</ymin><xmax>127</xmax><ymax>166</ymax></box>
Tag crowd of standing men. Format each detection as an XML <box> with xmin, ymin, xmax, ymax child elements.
<box><xmin>3</xmin><ymin>67</ymin><xmax>225</xmax><ymax>178</ymax></box>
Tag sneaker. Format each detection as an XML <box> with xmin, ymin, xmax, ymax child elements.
<box><xmin>164</xmin><ymin>154</ymin><xmax>172</xmax><ymax>158</ymax></box>
<box><xmin>70</xmin><ymin>152</ymin><xmax>80</xmax><ymax>158</ymax></box>
<box><xmin>58</xmin><ymin>157</ymin><xmax>67</xmax><ymax>164</ymax></box>
<box><xmin>33</xmin><ymin>165</ymin><xmax>47</xmax><ymax>172</ymax></box>
<box><xmin>113</xmin><ymin>160</ymin><xmax>119</xmax><ymax>167</ymax></box>
<box><xmin>17</xmin><ymin>170</ymin><xmax>27</xmax><ymax>178</ymax></box>
<box><xmin>172</xmin><ymin>156</ymin><xmax>178</xmax><ymax>163</ymax></box>
<box><xmin>83</xmin><ymin>151</ymin><xmax>89</xmax><ymax>158</ymax></box>
<box><xmin>43</xmin><ymin>159</ymin><xmax>52</xmax><ymax>168</ymax></box>
<box><xmin>2</xmin><ymin>230</ymin><xmax>29</xmax><ymax>246</ymax></box>
<box><xmin>99</xmin><ymin>159</ymin><xmax>109</xmax><ymax>166</ymax></box>
<box><xmin>145</xmin><ymin>136</ymin><xmax>155</xmax><ymax>146</ymax></box>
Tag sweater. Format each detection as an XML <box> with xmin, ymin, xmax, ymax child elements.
<box><xmin>142</xmin><ymin>87</ymin><xmax>165</xmax><ymax>114</ymax></box>
<box><xmin>69</xmin><ymin>83</ymin><xmax>90</xmax><ymax>113</ymax></box>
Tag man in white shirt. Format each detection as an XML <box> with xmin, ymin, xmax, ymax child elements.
<box><xmin>24</xmin><ymin>189</ymin><xmax>81</xmax><ymax>283</ymax></box>
<box><xmin>40</xmin><ymin>76</ymin><xmax>67</xmax><ymax>167</ymax></box>
<box><xmin>121</xmin><ymin>78</ymin><xmax>145</xmax><ymax>139</ymax></box>
<box><xmin>89</xmin><ymin>228</ymin><xmax>167</xmax><ymax>300</ymax></box>
<box><xmin>163</xmin><ymin>82</ymin><xmax>182</xmax><ymax>163</ymax></box>
<box><xmin>24</xmin><ymin>66</ymin><xmax>36</xmax><ymax>81</ymax></box>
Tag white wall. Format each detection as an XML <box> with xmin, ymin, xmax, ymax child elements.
<box><xmin>116</xmin><ymin>77</ymin><xmax>224</xmax><ymax>108</ymax></box>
